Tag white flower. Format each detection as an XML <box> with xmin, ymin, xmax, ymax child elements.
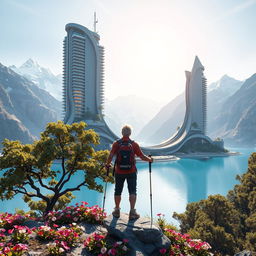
<box><xmin>52</xmin><ymin>217</ymin><xmax>57</xmax><ymax>221</ymax></box>
<box><xmin>122</xmin><ymin>245</ymin><xmax>127</xmax><ymax>251</ymax></box>
<box><xmin>101</xmin><ymin>247</ymin><xmax>107</xmax><ymax>254</ymax></box>
<box><xmin>79</xmin><ymin>226</ymin><xmax>85</xmax><ymax>231</ymax></box>
<box><xmin>19</xmin><ymin>229</ymin><xmax>26</xmax><ymax>234</ymax></box>
<box><xmin>41</xmin><ymin>226</ymin><xmax>51</xmax><ymax>231</ymax></box>
<box><xmin>201</xmin><ymin>243</ymin><xmax>212</xmax><ymax>250</ymax></box>
<box><xmin>191</xmin><ymin>239</ymin><xmax>201</xmax><ymax>242</ymax></box>
<box><xmin>59</xmin><ymin>248</ymin><xmax>65</xmax><ymax>253</ymax></box>
<box><xmin>72</xmin><ymin>222</ymin><xmax>77</xmax><ymax>226</ymax></box>
<box><xmin>116</xmin><ymin>241</ymin><xmax>122</xmax><ymax>245</ymax></box>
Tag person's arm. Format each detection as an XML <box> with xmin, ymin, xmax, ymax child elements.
<box><xmin>140</xmin><ymin>154</ymin><xmax>153</xmax><ymax>162</ymax></box>
<box><xmin>105</xmin><ymin>152</ymin><xmax>114</xmax><ymax>167</ymax></box>
<box><xmin>134</xmin><ymin>142</ymin><xmax>153</xmax><ymax>162</ymax></box>
<box><xmin>105</xmin><ymin>142</ymin><xmax>117</xmax><ymax>167</ymax></box>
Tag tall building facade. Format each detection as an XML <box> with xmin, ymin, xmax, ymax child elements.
<box><xmin>63</xmin><ymin>23</ymin><xmax>105</xmax><ymax>123</ymax></box>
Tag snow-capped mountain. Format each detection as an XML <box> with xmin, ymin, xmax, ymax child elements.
<box><xmin>208</xmin><ymin>74</ymin><xmax>243</xmax><ymax>94</ymax></box>
<box><xmin>0</xmin><ymin>62</ymin><xmax>61</xmax><ymax>145</ymax></box>
<box><xmin>9</xmin><ymin>59</ymin><xmax>62</xmax><ymax>101</ymax></box>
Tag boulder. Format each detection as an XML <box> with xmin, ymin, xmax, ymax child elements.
<box><xmin>104</xmin><ymin>213</ymin><xmax>171</xmax><ymax>256</ymax></box>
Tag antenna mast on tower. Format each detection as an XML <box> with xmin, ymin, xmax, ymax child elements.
<box><xmin>94</xmin><ymin>12</ymin><xmax>98</xmax><ymax>33</ymax></box>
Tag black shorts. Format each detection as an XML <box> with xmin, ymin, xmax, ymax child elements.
<box><xmin>114</xmin><ymin>172</ymin><xmax>137</xmax><ymax>196</ymax></box>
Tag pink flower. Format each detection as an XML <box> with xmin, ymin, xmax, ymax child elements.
<box><xmin>60</xmin><ymin>241</ymin><xmax>70</xmax><ymax>250</ymax></box>
<box><xmin>109</xmin><ymin>248</ymin><xmax>117</xmax><ymax>255</ymax></box>
<box><xmin>8</xmin><ymin>229</ymin><xmax>14</xmax><ymax>234</ymax></box>
<box><xmin>3</xmin><ymin>247</ymin><xmax>10</xmax><ymax>253</ymax></box>
<box><xmin>160</xmin><ymin>248</ymin><xmax>167</xmax><ymax>254</ymax></box>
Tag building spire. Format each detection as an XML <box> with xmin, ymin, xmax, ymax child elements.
<box><xmin>94</xmin><ymin>12</ymin><xmax>98</xmax><ymax>33</ymax></box>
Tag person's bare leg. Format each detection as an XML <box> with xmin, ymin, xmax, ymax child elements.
<box><xmin>114</xmin><ymin>195</ymin><xmax>121</xmax><ymax>209</ymax></box>
<box><xmin>112</xmin><ymin>195</ymin><xmax>121</xmax><ymax>218</ymax></box>
<box><xmin>129</xmin><ymin>194</ymin><xmax>136</xmax><ymax>210</ymax></box>
<box><xmin>129</xmin><ymin>194</ymin><xmax>140</xmax><ymax>220</ymax></box>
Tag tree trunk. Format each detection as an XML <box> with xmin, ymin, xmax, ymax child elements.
<box><xmin>43</xmin><ymin>194</ymin><xmax>59</xmax><ymax>218</ymax></box>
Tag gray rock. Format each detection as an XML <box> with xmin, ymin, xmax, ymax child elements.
<box><xmin>234</xmin><ymin>251</ymin><xmax>253</xmax><ymax>256</ymax></box>
<box><xmin>104</xmin><ymin>213</ymin><xmax>171</xmax><ymax>256</ymax></box>
<box><xmin>23</xmin><ymin>220</ymin><xmax>44</xmax><ymax>228</ymax></box>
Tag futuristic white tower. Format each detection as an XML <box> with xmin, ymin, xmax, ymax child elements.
<box><xmin>63</xmin><ymin>23</ymin><xmax>105</xmax><ymax>123</ymax></box>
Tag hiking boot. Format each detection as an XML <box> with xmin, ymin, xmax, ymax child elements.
<box><xmin>129</xmin><ymin>209</ymin><xmax>140</xmax><ymax>220</ymax></box>
<box><xmin>112</xmin><ymin>208</ymin><xmax>120</xmax><ymax>218</ymax></box>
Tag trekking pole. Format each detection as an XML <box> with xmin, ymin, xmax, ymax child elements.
<box><xmin>149</xmin><ymin>155</ymin><xmax>153</xmax><ymax>228</ymax></box>
<box><xmin>102</xmin><ymin>166</ymin><xmax>110</xmax><ymax>217</ymax></box>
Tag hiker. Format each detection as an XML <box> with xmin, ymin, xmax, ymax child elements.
<box><xmin>105</xmin><ymin>125</ymin><xmax>153</xmax><ymax>220</ymax></box>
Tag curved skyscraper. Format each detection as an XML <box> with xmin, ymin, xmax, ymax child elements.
<box><xmin>63</xmin><ymin>23</ymin><xmax>104</xmax><ymax>123</ymax></box>
<box><xmin>62</xmin><ymin>23</ymin><xmax>223</xmax><ymax>154</ymax></box>
<box><xmin>63</xmin><ymin>23</ymin><xmax>118</xmax><ymax>149</ymax></box>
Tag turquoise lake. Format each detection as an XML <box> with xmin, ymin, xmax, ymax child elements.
<box><xmin>0</xmin><ymin>147</ymin><xmax>255</xmax><ymax>224</ymax></box>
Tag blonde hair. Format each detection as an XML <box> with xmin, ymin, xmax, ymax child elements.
<box><xmin>121</xmin><ymin>125</ymin><xmax>132</xmax><ymax>136</ymax></box>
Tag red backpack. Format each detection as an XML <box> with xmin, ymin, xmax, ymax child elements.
<box><xmin>115</xmin><ymin>139</ymin><xmax>135</xmax><ymax>171</ymax></box>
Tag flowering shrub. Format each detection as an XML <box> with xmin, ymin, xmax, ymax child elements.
<box><xmin>0</xmin><ymin>213</ymin><xmax>27</xmax><ymax>230</ymax></box>
<box><xmin>84</xmin><ymin>233</ymin><xmax>129</xmax><ymax>256</ymax></box>
<box><xmin>8</xmin><ymin>225</ymin><xmax>32</xmax><ymax>244</ymax></box>
<box><xmin>0</xmin><ymin>229</ymin><xmax>6</xmax><ymax>243</ymax></box>
<box><xmin>68</xmin><ymin>222</ymin><xmax>85</xmax><ymax>236</ymax></box>
<box><xmin>160</xmin><ymin>229</ymin><xmax>212</xmax><ymax>256</ymax></box>
<box><xmin>0</xmin><ymin>242</ymin><xmax>28</xmax><ymax>256</ymax></box>
<box><xmin>46</xmin><ymin>202</ymin><xmax>106</xmax><ymax>226</ymax></box>
<box><xmin>84</xmin><ymin>233</ymin><xmax>107</xmax><ymax>255</ymax></box>
<box><xmin>55</xmin><ymin>226</ymin><xmax>80</xmax><ymax>247</ymax></box>
<box><xmin>35</xmin><ymin>225</ymin><xmax>56</xmax><ymax>241</ymax></box>
<box><xmin>157</xmin><ymin>213</ymin><xmax>178</xmax><ymax>231</ymax></box>
<box><xmin>47</xmin><ymin>240</ymin><xmax>69</xmax><ymax>255</ymax></box>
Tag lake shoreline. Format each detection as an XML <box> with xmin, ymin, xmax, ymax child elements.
<box><xmin>174</xmin><ymin>151</ymin><xmax>240</xmax><ymax>160</ymax></box>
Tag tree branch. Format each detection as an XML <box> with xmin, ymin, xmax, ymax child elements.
<box><xmin>59</xmin><ymin>181</ymin><xmax>87</xmax><ymax>197</ymax></box>
<box><xmin>58</xmin><ymin>153</ymin><xmax>78</xmax><ymax>191</ymax></box>
<box><xmin>13</xmin><ymin>189</ymin><xmax>37</xmax><ymax>198</ymax></box>
<box><xmin>29</xmin><ymin>170</ymin><xmax>55</xmax><ymax>192</ymax></box>
<box><xmin>26</xmin><ymin>174</ymin><xmax>50</xmax><ymax>203</ymax></box>
<box><xmin>55</xmin><ymin>156</ymin><xmax>67</xmax><ymax>190</ymax></box>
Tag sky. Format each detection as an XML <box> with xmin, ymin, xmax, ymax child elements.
<box><xmin>1</xmin><ymin>0</ymin><xmax>256</xmax><ymax>105</ymax></box>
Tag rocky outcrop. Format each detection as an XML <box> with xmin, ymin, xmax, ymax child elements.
<box><xmin>104</xmin><ymin>213</ymin><xmax>170</xmax><ymax>256</ymax></box>
<box><xmin>234</xmin><ymin>251</ymin><xmax>253</xmax><ymax>256</ymax></box>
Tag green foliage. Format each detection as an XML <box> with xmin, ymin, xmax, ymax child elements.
<box><xmin>178</xmin><ymin>138</ymin><xmax>225</xmax><ymax>153</ymax></box>
<box><xmin>174</xmin><ymin>152</ymin><xmax>256</xmax><ymax>255</ymax></box>
<box><xmin>0</xmin><ymin>121</ymin><xmax>114</xmax><ymax>216</ymax></box>
<box><xmin>174</xmin><ymin>195</ymin><xmax>240</xmax><ymax>255</ymax></box>
<box><xmin>156</xmin><ymin>213</ymin><xmax>178</xmax><ymax>231</ymax></box>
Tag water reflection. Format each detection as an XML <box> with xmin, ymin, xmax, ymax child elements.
<box><xmin>0</xmin><ymin>148</ymin><xmax>254</xmax><ymax>224</ymax></box>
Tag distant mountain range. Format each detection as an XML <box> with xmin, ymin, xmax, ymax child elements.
<box><xmin>9</xmin><ymin>59</ymin><xmax>62</xmax><ymax>101</ymax></box>
<box><xmin>138</xmin><ymin>74</ymin><xmax>256</xmax><ymax>147</ymax></box>
<box><xmin>0</xmin><ymin>63</ymin><xmax>61</xmax><ymax>145</ymax></box>
<box><xmin>1</xmin><ymin>58</ymin><xmax>255</xmax><ymax>148</ymax></box>
<box><xmin>104</xmin><ymin>95</ymin><xmax>161</xmax><ymax>138</ymax></box>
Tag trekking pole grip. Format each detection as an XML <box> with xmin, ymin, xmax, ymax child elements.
<box><xmin>149</xmin><ymin>155</ymin><xmax>152</xmax><ymax>172</ymax></box>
